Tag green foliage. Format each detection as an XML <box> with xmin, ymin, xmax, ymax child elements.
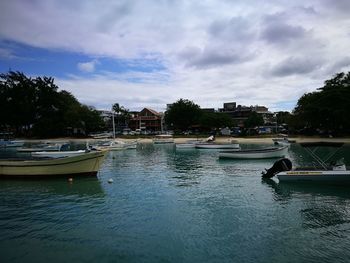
<box><xmin>275</xmin><ymin>111</ymin><xmax>292</xmax><ymax>125</ymax></box>
<box><xmin>244</xmin><ymin>112</ymin><xmax>264</xmax><ymax>128</ymax></box>
<box><xmin>293</xmin><ymin>72</ymin><xmax>350</xmax><ymax>134</ymax></box>
<box><xmin>165</xmin><ymin>99</ymin><xmax>202</xmax><ymax>130</ymax></box>
<box><xmin>0</xmin><ymin>71</ymin><xmax>105</xmax><ymax>137</ymax></box>
<box><xmin>199</xmin><ymin>112</ymin><xmax>234</xmax><ymax>130</ymax></box>
<box><xmin>112</xmin><ymin>102</ymin><xmax>130</xmax><ymax>128</ymax></box>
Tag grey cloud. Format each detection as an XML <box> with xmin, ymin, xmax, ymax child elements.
<box><xmin>179</xmin><ymin>16</ymin><xmax>256</xmax><ymax>69</ymax></box>
<box><xmin>320</xmin><ymin>0</ymin><xmax>350</xmax><ymax>14</ymax></box>
<box><xmin>327</xmin><ymin>57</ymin><xmax>350</xmax><ymax>74</ymax></box>
<box><xmin>261</xmin><ymin>23</ymin><xmax>306</xmax><ymax>44</ymax></box>
<box><xmin>260</xmin><ymin>12</ymin><xmax>308</xmax><ymax>44</ymax></box>
<box><xmin>208</xmin><ymin>17</ymin><xmax>255</xmax><ymax>42</ymax></box>
<box><xmin>180</xmin><ymin>46</ymin><xmax>252</xmax><ymax>69</ymax></box>
<box><xmin>95</xmin><ymin>2</ymin><xmax>133</xmax><ymax>33</ymax></box>
<box><xmin>270</xmin><ymin>57</ymin><xmax>322</xmax><ymax>77</ymax></box>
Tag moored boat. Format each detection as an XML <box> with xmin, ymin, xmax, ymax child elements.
<box><xmin>262</xmin><ymin>142</ymin><xmax>350</xmax><ymax>184</ymax></box>
<box><xmin>0</xmin><ymin>150</ymin><xmax>108</xmax><ymax>178</ymax></box>
<box><xmin>94</xmin><ymin>140</ymin><xmax>138</xmax><ymax>150</ymax></box>
<box><xmin>0</xmin><ymin>140</ymin><xmax>25</xmax><ymax>148</ymax></box>
<box><xmin>195</xmin><ymin>142</ymin><xmax>240</xmax><ymax>149</ymax></box>
<box><xmin>153</xmin><ymin>134</ymin><xmax>174</xmax><ymax>144</ymax></box>
<box><xmin>219</xmin><ymin>146</ymin><xmax>288</xmax><ymax>159</ymax></box>
<box><xmin>17</xmin><ymin>142</ymin><xmax>69</xmax><ymax>153</ymax></box>
<box><xmin>31</xmin><ymin>150</ymin><xmax>87</xmax><ymax>158</ymax></box>
<box><xmin>175</xmin><ymin>143</ymin><xmax>196</xmax><ymax>149</ymax></box>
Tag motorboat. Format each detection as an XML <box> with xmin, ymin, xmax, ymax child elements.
<box><xmin>0</xmin><ymin>150</ymin><xmax>108</xmax><ymax>178</ymax></box>
<box><xmin>262</xmin><ymin>142</ymin><xmax>350</xmax><ymax>184</ymax></box>
<box><xmin>153</xmin><ymin>134</ymin><xmax>174</xmax><ymax>144</ymax></box>
<box><xmin>219</xmin><ymin>146</ymin><xmax>288</xmax><ymax>159</ymax></box>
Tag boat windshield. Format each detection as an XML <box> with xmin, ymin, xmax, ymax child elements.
<box><xmin>299</xmin><ymin>142</ymin><xmax>346</xmax><ymax>170</ymax></box>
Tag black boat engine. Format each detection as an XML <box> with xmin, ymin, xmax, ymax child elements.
<box><xmin>262</xmin><ymin>158</ymin><xmax>292</xmax><ymax>179</ymax></box>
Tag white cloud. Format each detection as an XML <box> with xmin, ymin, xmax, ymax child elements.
<box><xmin>77</xmin><ymin>60</ymin><xmax>98</xmax><ymax>73</ymax></box>
<box><xmin>1</xmin><ymin>0</ymin><xmax>350</xmax><ymax>111</ymax></box>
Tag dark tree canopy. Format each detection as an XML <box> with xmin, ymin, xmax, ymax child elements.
<box><xmin>199</xmin><ymin>112</ymin><xmax>234</xmax><ymax>130</ymax></box>
<box><xmin>244</xmin><ymin>112</ymin><xmax>264</xmax><ymax>128</ymax></box>
<box><xmin>112</xmin><ymin>102</ymin><xmax>130</xmax><ymax>129</ymax></box>
<box><xmin>0</xmin><ymin>71</ymin><xmax>105</xmax><ymax>137</ymax></box>
<box><xmin>293</xmin><ymin>72</ymin><xmax>350</xmax><ymax>134</ymax></box>
<box><xmin>165</xmin><ymin>99</ymin><xmax>202</xmax><ymax>131</ymax></box>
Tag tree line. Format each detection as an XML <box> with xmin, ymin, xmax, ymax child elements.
<box><xmin>291</xmin><ymin>72</ymin><xmax>350</xmax><ymax>135</ymax></box>
<box><xmin>165</xmin><ymin>72</ymin><xmax>350</xmax><ymax>136</ymax></box>
<box><xmin>0</xmin><ymin>71</ymin><xmax>104</xmax><ymax>137</ymax></box>
<box><xmin>1</xmin><ymin>70</ymin><xmax>349</xmax><ymax>137</ymax></box>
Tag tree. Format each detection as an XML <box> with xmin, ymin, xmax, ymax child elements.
<box><xmin>165</xmin><ymin>99</ymin><xmax>202</xmax><ymax>131</ymax></box>
<box><xmin>199</xmin><ymin>112</ymin><xmax>234</xmax><ymax>130</ymax></box>
<box><xmin>293</xmin><ymin>71</ymin><xmax>350</xmax><ymax>135</ymax></box>
<box><xmin>112</xmin><ymin>103</ymin><xmax>130</xmax><ymax>129</ymax></box>
<box><xmin>275</xmin><ymin>111</ymin><xmax>292</xmax><ymax>125</ymax></box>
<box><xmin>244</xmin><ymin>112</ymin><xmax>264</xmax><ymax>128</ymax></box>
<box><xmin>0</xmin><ymin>71</ymin><xmax>104</xmax><ymax>137</ymax></box>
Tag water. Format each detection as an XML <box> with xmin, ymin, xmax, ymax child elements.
<box><xmin>1</xmin><ymin>143</ymin><xmax>350</xmax><ymax>263</ymax></box>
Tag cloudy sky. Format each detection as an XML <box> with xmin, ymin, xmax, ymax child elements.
<box><xmin>1</xmin><ymin>0</ymin><xmax>350</xmax><ymax>112</ymax></box>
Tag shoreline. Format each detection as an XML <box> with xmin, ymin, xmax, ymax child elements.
<box><xmin>15</xmin><ymin>136</ymin><xmax>350</xmax><ymax>145</ymax></box>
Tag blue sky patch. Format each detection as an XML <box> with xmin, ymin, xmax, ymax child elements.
<box><xmin>0</xmin><ymin>40</ymin><xmax>167</xmax><ymax>80</ymax></box>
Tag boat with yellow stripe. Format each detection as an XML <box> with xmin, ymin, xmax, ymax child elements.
<box><xmin>262</xmin><ymin>142</ymin><xmax>350</xmax><ymax>184</ymax></box>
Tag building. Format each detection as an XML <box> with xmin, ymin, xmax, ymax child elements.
<box><xmin>129</xmin><ymin>108</ymin><xmax>163</xmax><ymax>132</ymax></box>
<box><xmin>218</xmin><ymin>102</ymin><xmax>273</xmax><ymax>127</ymax></box>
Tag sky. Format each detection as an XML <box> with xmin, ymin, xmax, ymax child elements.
<box><xmin>1</xmin><ymin>0</ymin><xmax>350</xmax><ymax>112</ymax></box>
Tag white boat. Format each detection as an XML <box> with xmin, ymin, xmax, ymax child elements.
<box><xmin>94</xmin><ymin>140</ymin><xmax>138</xmax><ymax>150</ymax></box>
<box><xmin>31</xmin><ymin>150</ymin><xmax>87</xmax><ymax>158</ymax></box>
<box><xmin>0</xmin><ymin>140</ymin><xmax>25</xmax><ymax>148</ymax></box>
<box><xmin>175</xmin><ymin>139</ymin><xmax>203</xmax><ymax>149</ymax></box>
<box><xmin>195</xmin><ymin>142</ymin><xmax>240</xmax><ymax>149</ymax></box>
<box><xmin>0</xmin><ymin>150</ymin><xmax>108</xmax><ymax>178</ymax></box>
<box><xmin>219</xmin><ymin>146</ymin><xmax>288</xmax><ymax>159</ymax></box>
<box><xmin>89</xmin><ymin>132</ymin><xmax>113</xmax><ymax>139</ymax></box>
<box><xmin>262</xmin><ymin>142</ymin><xmax>350</xmax><ymax>184</ymax></box>
<box><xmin>153</xmin><ymin>134</ymin><xmax>174</xmax><ymax>144</ymax></box>
<box><xmin>17</xmin><ymin>142</ymin><xmax>69</xmax><ymax>153</ymax></box>
<box><xmin>175</xmin><ymin>143</ymin><xmax>196</xmax><ymax>148</ymax></box>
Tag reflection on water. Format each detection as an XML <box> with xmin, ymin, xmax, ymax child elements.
<box><xmin>1</xmin><ymin>142</ymin><xmax>350</xmax><ymax>263</ymax></box>
<box><xmin>0</xmin><ymin>177</ymin><xmax>104</xmax><ymax>198</ymax></box>
<box><xmin>262</xmin><ymin>178</ymin><xmax>350</xmax><ymax>233</ymax></box>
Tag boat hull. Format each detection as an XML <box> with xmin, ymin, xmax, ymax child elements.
<box><xmin>0</xmin><ymin>140</ymin><xmax>25</xmax><ymax>148</ymax></box>
<box><xmin>153</xmin><ymin>139</ymin><xmax>174</xmax><ymax>144</ymax></box>
<box><xmin>0</xmin><ymin>150</ymin><xmax>107</xmax><ymax>178</ymax></box>
<box><xmin>277</xmin><ymin>170</ymin><xmax>350</xmax><ymax>184</ymax></box>
<box><xmin>175</xmin><ymin>143</ymin><xmax>196</xmax><ymax>148</ymax></box>
<box><xmin>195</xmin><ymin>143</ymin><xmax>240</xmax><ymax>149</ymax></box>
<box><xmin>219</xmin><ymin>146</ymin><xmax>288</xmax><ymax>159</ymax></box>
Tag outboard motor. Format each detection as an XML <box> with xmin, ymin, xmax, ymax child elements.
<box><xmin>262</xmin><ymin>158</ymin><xmax>292</xmax><ymax>178</ymax></box>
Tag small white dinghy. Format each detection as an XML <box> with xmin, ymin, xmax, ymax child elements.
<box><xmin>195</xmin><ymin>143</ymin><xmax>240</xmax><ymax>149</ymax></box>
<box><xmin>153</xmin><ymin>134</ymin><xmax>174</xmax><ymax>144</ymax></box>
<box><xmin>219</xmin><ymin>146</ymin><xmax>288</xmax><ymax>159</ymax></box>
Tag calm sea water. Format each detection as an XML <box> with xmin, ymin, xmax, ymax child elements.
<box><xmin>1</xmin><ymin>143</ymin><xmax>350</xmax><ymax>263</ymax></box>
